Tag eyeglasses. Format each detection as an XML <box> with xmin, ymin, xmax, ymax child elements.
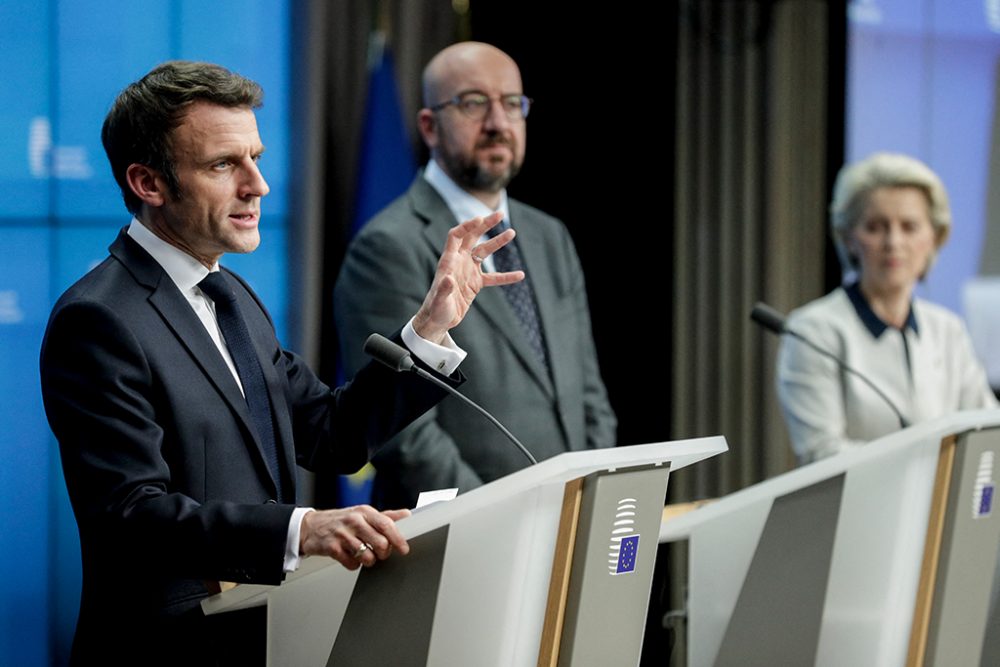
<box><xmin>429</xmin><ymin>91</ymin><xmax>533</xmax><ymax>121</ymax></box>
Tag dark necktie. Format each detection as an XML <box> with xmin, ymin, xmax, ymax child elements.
<box><xmin>487</xmin><ymin>222</ymin><xmax>549</xmax><ymax>371</ymax></box>
<box><xmin>198</xmin><ymin>271</ymin><xmax>284</xmax><ymax>501</ymax></box>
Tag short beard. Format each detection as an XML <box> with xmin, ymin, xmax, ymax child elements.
<box><xmin>451</xmin><ymin>158</ymin><xmax>520</xmax><ymax>193</ymax></box>
<box><xmin>437</xmin><ymin>133</ymin><xmax>521</xmax><ymax>194</ymax></box>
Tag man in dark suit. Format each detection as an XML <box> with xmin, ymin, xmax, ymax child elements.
<box><xmin>39</xmin><ymin>61</ymin><xmax>522</xmax><ymax>666</ymax></box>
<box><xmin>335</xmin><ymin>42</ymin><xmax>617</xmax><ymax>509</ymax></box>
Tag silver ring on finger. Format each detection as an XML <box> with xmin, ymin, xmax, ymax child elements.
<box><xmin>353</xmin><ymin>542</ymin><xmax>373</xmax><ymax>560</ymax></box>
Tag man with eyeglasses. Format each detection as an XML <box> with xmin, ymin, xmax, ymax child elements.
<box><xmin>335</xmin><ymin>42</ymin><xmax>617</xmax><ymax>509</ymax></box>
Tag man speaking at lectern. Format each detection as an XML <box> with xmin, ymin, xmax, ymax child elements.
<box><xmin>39</xmin><ymin>61</ymin><xmax>522</xmax><ymax>666</ymax></box>
<box><xmin>335</xmin><ymin>42</ymin><xmax>618</xmax><ymax>508</ymax></box>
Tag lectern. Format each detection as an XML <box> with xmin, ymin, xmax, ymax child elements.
<box><xmin>204</xmin><ymin>437</ymin><xmax>727</xmax><ymax>666</ymax></box>
<box><xmin>660</xmin><ymin>409</ymin><xmax>1000</xmax><ymax>666</ymax></box>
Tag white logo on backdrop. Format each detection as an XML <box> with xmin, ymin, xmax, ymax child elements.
<box><xmin>987</xmin><ymin>0</ymin><xmax>1000</xmax><ymax>33</ymax></box>
<box><xmin>0</xmin><ymin>291</ymin><xmax>25</xmax><ymax>324</ymax></box>
<box><xmin>848</xmin><ymin>0</ymin><xmax>882</xmax><ymax>25</ymax></box>
<box><xmin>28</xmin><ymin>117</ymin><xmax>93</xmax><ymax>180</ymax></box>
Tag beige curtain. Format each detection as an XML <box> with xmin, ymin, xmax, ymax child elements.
<box><xmin>663</xmin><ymin>3</ymin><xmax>840</xmax><ymax>662</ymax></box>
<box><xmin>669</xmin><ymin>0</ymin><xmax>835</xmax><ymax>503</ymax></box>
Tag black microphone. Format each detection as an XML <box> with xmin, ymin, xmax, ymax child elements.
<box><xmin>363</xmin><ymin>331</ymin><xmax>416</xmax><ymax>372</ymax></box>
<box><xmin>363</xmin><ymin>333</ymin><xmax>538</xmax><ymax>465</ymax></box>
<box><xmin>750</xmin><ymin>302</ymin><xmax>910</xmax><ymax>429</ymax></box>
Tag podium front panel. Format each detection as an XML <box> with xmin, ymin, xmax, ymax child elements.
<box><xmin>924</xmin><ymin>428</ymin><xmax>1000</xmax><ymax>665</ymax></box>
<box><xmin>660</xmin><ymin>411</ymin><xmax>1000</xmax><ymax>667</ymax></box>
<box><xmin>558</xmin><ymin>464</ymin><xmax>670</xmax><ymax>667</ymax></box>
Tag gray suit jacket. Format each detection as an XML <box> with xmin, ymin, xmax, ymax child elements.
<box><xmin>334</xmin><ymin>175</ymin><xmax>617</xmax><ymax>508</ymax></box>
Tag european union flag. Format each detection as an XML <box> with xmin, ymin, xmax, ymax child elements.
<box><xmin>979</xmin><ymin>484</ymin><xmax>994</xmax><ymax>517</ymax></box>
<box><xmin>338</xmin><ymin>33</ymin><xmax>416</xmax><ymax>508</ymax></box>
<box><xmin>351</xmin><ymin>35</ymin><xmax>416</xmax><ymax>236</ymax></box>
<box><xmin>616</xmin><ymin>535</ymin><xmax>639</xmax><ymax>574</ymax></box>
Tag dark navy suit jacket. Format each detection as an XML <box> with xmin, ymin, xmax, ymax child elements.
<box><xmin>40</xmin><ymin>229</ymin><xmax>452</xmax><ymax>665</ymax></box>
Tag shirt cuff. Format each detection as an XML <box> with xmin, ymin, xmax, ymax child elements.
<box><xmin>284</xmin><ymin>506</ymin><xmax>314</xmax><ymax>573</ymax></box>
<box><xmin>402</xmin><ymin>318</ymin><xmax>467</xmax><ymax>376</ymax></box>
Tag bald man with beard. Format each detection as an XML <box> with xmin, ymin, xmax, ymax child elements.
<box><xmin>334</xmin><ymin>42</ymin><xmax>617</xmax><ymax>508</ymax></box>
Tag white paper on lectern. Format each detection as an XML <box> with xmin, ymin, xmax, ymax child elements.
<box><xmin>415</xmin><ymin>488</ymin><xmax>458</xmax><ymax>509</ymax></box>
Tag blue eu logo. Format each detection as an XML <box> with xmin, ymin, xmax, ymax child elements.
<box><xmin>615</xmin><ymin>535</ymin><xmax>639</xmax><ymax>574</ymax></box>
<box><xmin>979</xmin><ymin>484</ymin><xmax>994</xmax><ymax>517</ymax></box>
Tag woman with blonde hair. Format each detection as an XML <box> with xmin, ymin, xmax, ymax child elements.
<box><xmin>777</xmin><ymin>152</ymin><xmax>997</xmax><ymax>465</ymax></box>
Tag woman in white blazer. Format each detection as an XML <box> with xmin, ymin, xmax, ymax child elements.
<box><xmin>777</xmin><ymin>152</ymin><xmax>998</xmax><ymax>465</ymax></box>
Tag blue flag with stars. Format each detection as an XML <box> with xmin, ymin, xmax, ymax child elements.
<box><xmin>616</xmin><ymin>535</ymin><xmax>639</xmax><ymax>574</ymax></box>
<box><xmin>339</xmin><ymin>34</ymin><xmax>416</xmax><ymax>507</ymax></box>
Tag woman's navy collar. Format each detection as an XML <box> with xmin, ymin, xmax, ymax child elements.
<box><xmin>845</xmin><ymin>282</ymin><xmax>919</xmax><ymax>338</ymax></box>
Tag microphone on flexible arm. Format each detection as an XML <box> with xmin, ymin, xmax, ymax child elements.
<box><xmin>363</xmin><ymin>333</ymin><xmax>538</xmax><ymax>465</ymax></box>
<box><xmin>750</xmin><ymin>302</ymin><xmax>910</xmax><ymax>429</ymax></box>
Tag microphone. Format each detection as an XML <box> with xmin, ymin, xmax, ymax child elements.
<box><xmin>363</xmin><ymin>331</ymin><xmax>416</xmax><ymax>372</ymax></box>
<box><xmin>750</xmin><ymin>302</ymin><xmax>910</xmax><ymax>429</ymax></box>
<box><xmin>749</xmin><ymin>302</ymin><xmax>787</xmax><ymax>336</ymax></box>
<box><xmin>363</xmin><ymin>333</ymin><xmax>538</xmax><ymax>465</ymax></box>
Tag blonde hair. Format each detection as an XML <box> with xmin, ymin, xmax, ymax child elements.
<box><xmin>829</xmin><ymin>152</ymin><xmax>951</xmax><ymax>276</ymax></box>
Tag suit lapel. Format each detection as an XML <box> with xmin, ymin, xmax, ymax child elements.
<box><xmin>410</xmin><ymin>180</ymin><xmax>555</xmax><ymax>397</ymax></box>
<box><xmin>110</xmin><ymin>231</ymin><xmax>281</xmax><ymax>497</ymax></box>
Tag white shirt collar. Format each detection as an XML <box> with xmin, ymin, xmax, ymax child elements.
<box><xmin>423</xmin><ymin>159</ymin><xmax>511</xmax><ymax>227</ymax></box>
<box><xmin>127</xmin><ymin>218</ymin><xmax>218</xmax><ymax>293</ymax></box>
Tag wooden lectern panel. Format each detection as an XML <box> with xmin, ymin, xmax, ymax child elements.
<box><xmin>906</xmin><ymin>435</ymin><xmax>957</xmax><ymax>667</ymax></box>
<box><xmin>537</xmin><ymin>477</ymin><xmax>584</xmax><ymax>667</ymax></box>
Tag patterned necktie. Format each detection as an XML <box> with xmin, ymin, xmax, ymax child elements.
<box><xmin>487</xmin><ymin>222</ymin><xmax>549</xmax><ymax>371</ymax></box>
<box><xmin>198</xmin><ymin>272</ymin><xmax>285</xmax><ymax>501</ymax></box>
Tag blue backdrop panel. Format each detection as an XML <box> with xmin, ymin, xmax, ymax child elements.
<box><xmin>924</xmin><ymin>34</ymin><xmax>1000</xmax><ymax>307</ymax></box>
<box><xmin>54</xmin><ymin>1</ymin><xmax>172</xmax><ymax>218</ymax></box>
<box><xmin>0</xmin><ymin>1</ymin><xmax>292</xmax><ymax>664</ymax></box>
<box><xmin>0</xmin><ymin>227</ymin><xmax>54</xmax><ymax>667</ymax></box>
<box><xmin>0</xmin><ymin>3</ymin><xmax>51</xmax><ymax>217</ymax></box>
<box><xmin>848</xmin><ymin>0</ymin><xmax>1000</xmax><ymax>314</ymax></box>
